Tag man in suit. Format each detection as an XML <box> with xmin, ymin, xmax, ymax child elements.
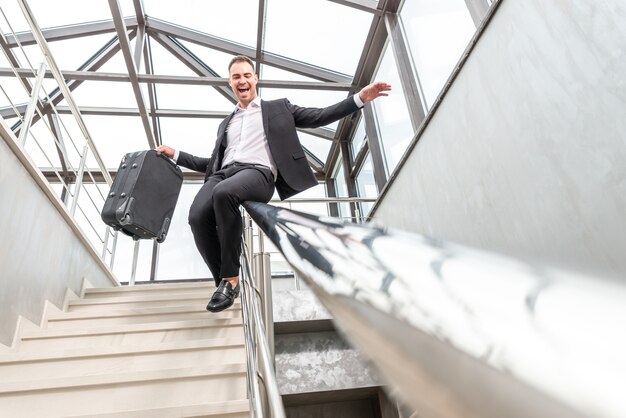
<box><xmin>157</xmin><ymin>55</ymin><xmax>390</xmax><ymax>312</ymax></box>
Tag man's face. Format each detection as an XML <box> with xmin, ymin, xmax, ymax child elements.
<box><xmin>228</xmin><ymin>60</ymin><xmax>258</xmax><ymax>107</ymax></box>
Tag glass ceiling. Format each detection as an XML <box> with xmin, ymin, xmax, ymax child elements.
<box><xmin>1</xmin><ymin>0</ymin><xmax>483</xmax><ymax>281</ymax></box>
<box><xmin>0</xmin><ymin>0</ymin><xmax>406</xmax><ymax>281</ymax></box>
<box><xmin>0</xmin><ymin>0</ymin><xmax>376</xmax><ymax>173</ymax></box>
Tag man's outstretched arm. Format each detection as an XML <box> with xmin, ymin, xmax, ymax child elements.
<box><xmin>290</xmin><ymin>81</ymin><xmax>392</xmax><ymax>128</ymax></box>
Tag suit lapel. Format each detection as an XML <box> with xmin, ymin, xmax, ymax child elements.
<box><xmin>219</xmin><ymin>110</ymin><xmax>237</xmax><ymax>145</ymax></box>
<box><xmin>261</xmin><ymin>100</ymin><xmax>270</xmax><ymax>141</ymax></box>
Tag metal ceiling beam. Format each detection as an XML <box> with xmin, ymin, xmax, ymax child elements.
<box><xmin>133</xmin><ymin>0</ymin><xmax>146</xmax><ymax>26</ymax></box>
<box><xmin>133</xmin><ymin>25</ymin><xmax>146</xmax><ymax>72</ymax></box>
<box><xmin>2</xmin><ymin>17</ymin><xmax>138</xmax><ymax>47</ymax></box>
<box><xmin>0</xmin><ymin>103</ymin><xmax>26</xmax><ymax>119</ymax></box>
<box><xmin>52</xmin><ymin>106</ymin><xmax>231</xmax><ymax>118</ymax></box>
<box><xmin>40</xmin><ymin>168</ymin><xmax>206</xmax><ymax>184</ymax></box>
<box><xmin>384</xmin><ymin>12</ymin><xmax>425</xmax><ymax>132</ymax></box>
<box><xmin>147</xmin><ymin>17</ymin><xmax>352</xmax><ymax>83</ymax></box>
<box><xmin>327</xmin><ymin>0</ymin><xmax>380</xmax><ymax>14</ymax></box>
<box><xmin>255</xmin><ymin>0</ymin><xmax>267</xmax><ymax>76</ymax></box>
<box><xmin>324</xmin><ymin>0</ymin><xmax>402</xmax><ymax>180</ymax></box>
<box><xmin>143</xmin><ymin>36</ymin><xmax>162</xmax><ymax>146</ymax></box>
<box><xmin>132</xmin><ymin>0</ymin><xmax>146</xmax><ymax>70</ymax></box>
<box><xmin>304</xmin><ymin>147</ymin><xmax>325</xmax><ymax>174</ymax></box>
<box><xmin>300</xmin><ymin>126</ymin><xmax>336</xmax><ymax>141</ymax></box>
<box><xmin>350</xmin><ymin>139</ymin><xmax>369</xmax><ymax>178</ymax></box>
<box><xmin>108</xmin><ymin>0</ymin><xmax>156</xmax><ymax>149</ymax></box>
<box><xmin>363</xmin><ymin>103</ymin><xmax>387</xmax><ymax>192</ymax></box>
<box><xmin>0</xmin><ymin>67</ymin><xmax>353</xmax><ymax>90</ymax></box>
<box><xmin>38</xmin><ymin>105</ymin><xmax>335</xmax><ymax>142</ymax></box>
<box><xmin>464</xmin><ymin>0</ymin><xmax>491</xmax><ymax>27</ymax></box>
<box><xmin>40</xmin><ymin>167</ymin><xmax>326</xmax><ymax>183</ymax></box>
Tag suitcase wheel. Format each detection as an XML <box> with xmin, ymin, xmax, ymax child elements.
<box><xmin>156</xmin><ymin>217</ymin><xmax>171</xmax><ymax>244</ymax></box>
<box><xmin>120</xmin><ymin>213</ymin><xmax>132</xmax><ymax>225</ymax></box>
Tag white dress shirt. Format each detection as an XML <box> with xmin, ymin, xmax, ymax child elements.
<box><xmin>221</xmin><ymin>96</ymin><xmax>276</xmax><ymax>178</ymax></box>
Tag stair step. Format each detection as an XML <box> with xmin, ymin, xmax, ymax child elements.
<box><xmin>46</xmin><ymin>308</ymin><xmax>241</xmax><ymax>329</ymax></box>
<box><xmin>70</xmin><ymin>292</ymin><xmax>216</xmax><ymax>306</ymax></box>
<box><xmin>3</xmin><ymin>282</ymin><xmax>250</xmax><ymax>417</ymax></box>
<box><xmin>66</xmin><ymin>399</ymin><xmax>250</xmax><ymax>418</ymax></box>
<box><xmin>0</xmin><ymin>364</ymin><xmax>247</xmax><ymax>417</ymax></box>
<box><xmin>18</xmin><ymin>318</ymin><xmax>244</xmax><ymax>351</ymax></box>
<box><xmin>83</xmin><ymin>282</ymin><xmax>214</xmax><ymax>298</ymax></box>
<box><xmin>0</xmin><ymin>337</ymin><xmax>245</xmax><ymax>381</ymax></box>
<box><xmin>48</xmin><ymin>304</ymin><xmax>238</xmax><ymax>321</ymax></box>
<box><xmin>67</xmin><ymin>295</ymin><xmax>241</xmax><ymax>313</ymax></box>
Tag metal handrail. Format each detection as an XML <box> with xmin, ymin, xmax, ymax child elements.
<box><xmin>1</xmin><ymin>2</ymin><xmax>121</xmax><ymax>272</ymax></box>
<box><xmin>240</xmin><ymin>215</ymin><xmax>286</xmax><ymax>418</ymax></box>
<box><xmin>243</xmin><ymin>201</ymin><xmax>626</xmax><ymax>418</ymax></box>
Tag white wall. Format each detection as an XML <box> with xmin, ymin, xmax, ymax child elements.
<box><xmin>0</xmin><ymin>118</ymin><xmax>118</xmax><ymax>346</ymax></box>
<box><xmin>372</xmin><ymin>0</ymin><xmax>626</xmax><ymax>280</ymax></box>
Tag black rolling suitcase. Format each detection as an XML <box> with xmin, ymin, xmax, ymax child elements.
<box><xmin>101</xmin><ymin>150</ymin><xmax>183</xmax><ymax>242</ymax></box>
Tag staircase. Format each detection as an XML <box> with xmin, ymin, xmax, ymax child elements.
<box><xmin>0</xmin><ymin>282</ymin><xmax>250</xmax><ymax>417</ymax></box>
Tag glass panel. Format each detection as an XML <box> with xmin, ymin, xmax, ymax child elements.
<box><xmin>148</xmin><ymin>39</ymin><xmax>198</xmax><ymax>77</ymax></box>
<box><xmin>351</xmin><ymin>115</ymin><xmax>367</xmax><ymax>157</ymax></box>
<box><xmin>401</xmin><ymin>0</ymin><xmax>475</xmax><ymax>107</ymax></box>
<box><xmin>76</xmin><ymin>114</ymin><xmax>153</xmax><ymax>169</ymax></box>
<box><xmin>159</xmin><ymin>117</ymin><xmax>222</xmax><ymax>158</ymax></box>
<box><xmin>154</xmin><ymin>83</ymin><xmax>233</xmax><ymax>111</ymax></box>
<box><xmin>177</xmin><ymin>40</ymin><xmax>236</xmax><ymax>78</ymax></box>
<box><xmin>112</xmin><ymin>235</ymin><xmax>154</xmax><ymax>282</ymax></box>
<box><xmin>265</xmin><ymin>0</ymin><xmax>372</xmax><ymax>75</ymax></box>
<box><xmin>0</xmin><ymin>0</ymin><xmax>112</xmax><ymax>33</ymax></box>
<box><xmin>0</xmin><ymin>78</ymin><xmax>30</xmax><ymax>111</ymax></box>
<box><xmin>333</xmin><ymin>161</ymin><xmax>350</xmax><ymax>220</ymax></box>
<box><xmin>23</xmin><ymin>118</ymin><xmax>61</xmax><ymax>167</ymax></box>
<box><xmin>373</xmin><ymin>43</ymin><xmax>414</xmax><ymax>175</ymax></box>
<box><xmin>157</xmin><ymin>183</ymin><xmax>212</xmax><ymax>280</ymax></box>
<box><xmin>275</xmin><ymin>182</ymin><xmax>328</xmax><ymax>217</ymax></box>
<box><xmin>356</xmin><ymin>153</ymin><xmax>376</xmax><ymax>221</ymax></box>
<box><xmin>297</xmin><ymin>132</ymin><xmax>331</xmax><ymax>164</ymax></box>
<box><xmin>145</xmin><ymin>0</ymin><xmax>258</xmax><ymax>47</ymax></box>
<box><xmin>47</xmin><ymin>33</ymin><xmax>115</xmax><ymax>72</ymax></box>
<box><xmin>70</xmin><ymin>80</ymin><xmax>138</xmax><ymax>108</ymax></box>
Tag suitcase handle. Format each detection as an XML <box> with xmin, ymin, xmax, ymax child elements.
<box><xmin>153</xmin><ymin>149</ymin><xmax>181</xmax><ymax>171</ymax></box>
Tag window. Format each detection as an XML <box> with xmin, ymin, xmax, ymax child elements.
<box><xmin>373</xmin><ymin>43</ymin><xmax>414</xmax><ymax>175</ymax></box>
<box><xmin>401</xmin><ymin>0</ymin><xmax>475</xmax><ymax>108</ymax></box>
<box><xmin>356</xmin><ymin>153</ymin><xmax>376</xmax><ymax>221</ymax></box>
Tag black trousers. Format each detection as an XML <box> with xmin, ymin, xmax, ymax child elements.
<box><xmin>188</xmin><ymin>163</ymin><xmax>275</xmax><ymax>285</ymax></box>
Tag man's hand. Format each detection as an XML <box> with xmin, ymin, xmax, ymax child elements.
<box><xmin>155</xmin><ymin>145</ymin><xmax>176</xmax><ymax>159</ymax></box>
<box><xmin>358</xmin><ymin>81</ymin><xmax>392</xmax><ymax>104</ymax></box>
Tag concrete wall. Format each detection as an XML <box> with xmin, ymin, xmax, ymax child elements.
<box><xmin>0</xmin><ymin>118</ymin><xmax>118</xmax><ymax>346</ymax></box>
<box><xmin>372</xmin><ymin>0</ymin><xmax>626</xmax><ymax>280</ymax></box>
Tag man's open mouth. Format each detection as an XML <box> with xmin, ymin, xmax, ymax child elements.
<box><xmin>238</xmin><ymin>87</ymin><xmax>250</xmax><ymax>93</ymax></box>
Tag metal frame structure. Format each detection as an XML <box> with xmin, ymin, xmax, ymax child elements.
<box><xmin>0</xmin><ymin>0</ymin><xmax>494</xmax><ymax>280</ymax></box>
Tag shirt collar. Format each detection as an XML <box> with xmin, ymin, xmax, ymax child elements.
<box><xmin>235</xmin><ymin>96</ymin><xmax>262</xmax><ymax>112</ymax></box>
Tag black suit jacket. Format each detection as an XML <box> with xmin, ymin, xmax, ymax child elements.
<box><xmin>177</xmin><ymin>96</ymin><xmax>360</xmax><ymax>200</ymax></box>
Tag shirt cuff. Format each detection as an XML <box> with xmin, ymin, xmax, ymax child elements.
<box><xmin>173</xmin><ymin>149</ymin><xmax>180</xmax><ymax>163</ymax></box>
<box><xmin>353</xmin><ymin>93</ymin><xmax>364</xmax><ymax>108</ymax></box>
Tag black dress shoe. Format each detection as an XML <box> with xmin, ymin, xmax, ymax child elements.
<box><xmin>206</xmin><ymin>280</ymin><xmax>240</xmax><ymax>313</ymax></box>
